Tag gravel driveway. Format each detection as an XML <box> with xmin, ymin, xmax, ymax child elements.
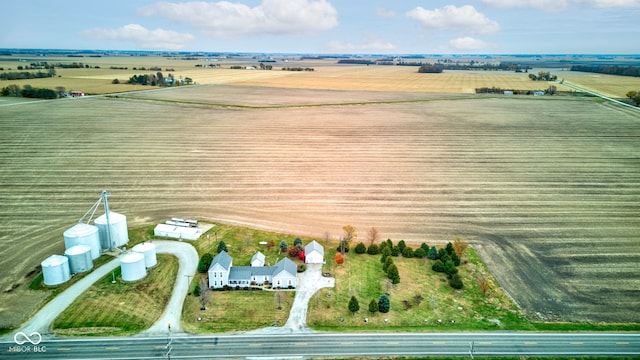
<box><xmin>250</xmin><ymin>263</ymin><xmax>335</xmax><ymax>334</ymax></box>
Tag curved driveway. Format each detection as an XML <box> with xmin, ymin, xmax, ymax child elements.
<box><xmin>7</xmin><ymin>240</ymin><xmax>198</xmax><ymax>338</ymax></box>
<box><xmin>6</xmin><ymin>241</ymin><xmax>331</xmax><ymax>340</ymax></box>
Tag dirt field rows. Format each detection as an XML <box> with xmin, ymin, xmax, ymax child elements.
<box><xmin>0</xmin><ymin>85</ymin><xmax>638</xmax><ymax>329</ymax></box>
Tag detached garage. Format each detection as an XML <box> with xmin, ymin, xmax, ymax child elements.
<box><xmin>304</xmin><ymin>240</ymin><xmax>324</xmax><ymax>264</ymax></box>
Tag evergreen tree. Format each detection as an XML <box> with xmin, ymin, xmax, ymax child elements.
<box><xmin>391</xmin><ymin>246</ymin><xmax>400</xmax><ymax>257</ymax></box>
<box><xmin>378</xmin><ymin>294</ymin><xmax>391</xmax><ymax>313</ymax></box>
<box><xmin>197</xmin><ymin>253</ymin><xmax>213</xmax><ymax>273</ymax></box>
<box><xmin>402</xmin><ymin>247</ymin><xmax>414</xmax><ymax>258</ymax></box>
<box><xmin>383</xmin><ymin>256</ymin><xmax>394</xmax><ymax>273</ymax></box>
<box><xmin>432</xmin><ymin>260</ymin><xmax>445</xmax><ymax>273</ymax></box>
<box><xmin>368</xmin><ymin>298</ymin><xmax>378</xmax><ymax>314</ymax></box>
<box><xmin>446</xmin><ymin>242</ymin><xmax>455</xmax><ymax>255</ymax></box>
<box><xmin>279</xmin><ymin>240</ymin><xmax>288</xmax><ymax>253</ymax></box>
<box><xmin>387</xmin><ymin>264</ymin><xmax>400</xmax><ymax>284</ymax></box>
<box><xmin>216</xmin><ymin>240</ymin><xmax>228</xmax><ymax>254</ymax></box>
<box><xmin>420</xmin><ymin>243</ymin><xmax>430</xmax><ymax>252</ymax></box>
<box><xmin>367</xmin><ymin>244</ymin><xmax>380</xmax><ymax>255</ymax></box>
<box><xmin>449</xmin><ymin>273</ymin><xmax>464</xmax><ymax>289</ymax></box>
<box><xmin>414</xmin><ymin>247</ymin><xmax>427</xmax><ymax>258</ymax></box>
<box><xmin>380</xmin><ymin>246</ymin><xmax>391</xmax><ymax>264</ymax></box>
<box><xmin>444</xmin><ymin>260</ymin><xmax>458</xmax><ymax>278</ymax></box>
<box><xmin>294</xmin><ymin>237</ymin><xmax>303</xmax><ymax>247</ymax></box>
<box><xmin>398</xmin><ymin>240</ymin><xmax>407</xmax><ymax>253</ymax></box>
<box><xmin>427</xmin><ymin>246</ymin><xmax>438</xmax><ymax>260</ymax></box>
<box><xmin>348</xmin><ymin>296</ymin><xmax>360</xmax><ymax>315</ymax></box>
<box><xmin>354</xmin><ymin>242</ymin><xmax>367</xmax><ymax>254</ymax></box>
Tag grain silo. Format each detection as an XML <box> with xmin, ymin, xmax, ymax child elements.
<box><xmin>132</xmin><ymin>242</ymin><xmax>157</xmax><ymax>268</ymax></box>
<box><xmin>63</xmin><ymin>222</ymin><xmax>101</xmax><ymax>259</ymax></box>
<box><xmin>120</xmin><ymin>252</ymin><xmax>146</xmax><ymax>281</ymax></box>
<box><xmin>64</xmin><ymin>245</ymin><xmax>93</xmax><ymax>274</ymax></box>
<box><xmin>41</xmin><ymin>255</ymin><xmax>71</xmax><ymax>286</ymax></box>
<box><xmin>95</xmin><ymin>211</ymin><xmax>129</xmax><ymax>249</ymax></box>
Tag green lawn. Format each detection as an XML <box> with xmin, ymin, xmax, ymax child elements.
<box><xmin>52</xmin><ymin>254</ymin><xmax>178</xmax><ymax>336</ymax></box>
<box><xmin>309</xmin><ymin>243</ymin><xmax>531</xmax><ymax>331</ymax></box>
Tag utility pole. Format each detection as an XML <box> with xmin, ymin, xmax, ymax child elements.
<box><xmin>469</xmin><ymin>341</ymin><xmax>475</xmax><ymax>360</ymax></box>
<box><xmin>166</xmin><ymin>323</ymin><xmax>172</xmax><ymax>359</ymax></box>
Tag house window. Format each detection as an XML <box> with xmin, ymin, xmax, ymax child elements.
<box><xmin>214</xmin><ymin>272</ymin><xmax>217</xmax><ymax>278</ymax></box>
<box><xmin>214</xmin><ymin>281</ymin><xmax>217</xmax><ymax>286</ymax></box>
<box><xmin>288</xmin><ymin>280</ymin><xmax>292</xmax><ymax>285</ymax></box>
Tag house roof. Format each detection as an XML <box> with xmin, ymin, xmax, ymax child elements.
<box><xmin>304</xmin><ymin>240</ymin><xmax>324</xmax><ymax>256</ymax></box>
<box><xmin>251</xmin><ymin>266</ymin><xmax>275</xmax><ymax>276</ymax></box>
<box><xmin>209</xmin><ymin>250</ymin><xmax>232</xmax><ymax>271</ymax></box>
<box><xmin>273</xmin><ymin>257</ymin><xmax>297</xmax><ymax>277</ymax></box>
<box><xmin>229</xmin><ymin>266</ymin><xmax>252</xmax><ymax>281</ymax></box>
<box><xmin>251</xmin><ymin>251</ymin><xmax>265</xmax><ymax>264</ymax></box>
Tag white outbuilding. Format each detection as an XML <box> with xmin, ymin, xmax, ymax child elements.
<box><xmin>304</xmin><ymin>240</ymin><xmax>324</xmax><ymax>264</ymax></box>
<box><xmin>153</xmin><ymin>223</ymin><xmax>202</xmax><ymax>240</ymax></box>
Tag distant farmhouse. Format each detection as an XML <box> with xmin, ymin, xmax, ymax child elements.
<box><xmin>208</xmin><ymin>251</ymin><xmax>298</xmax><ymax>289</ymax></box>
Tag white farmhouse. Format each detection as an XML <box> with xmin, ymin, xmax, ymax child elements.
<box><xmin>304</xmin><ymin>240</ymin><xmax>324</xmax><ymax>264</ymax></box>
<box><xmin>208</xmin><ymin>251</ymin><xmax>297</xmax><ymax>289</ymax></box>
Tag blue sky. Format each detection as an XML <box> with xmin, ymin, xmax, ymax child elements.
<box><xmin>2</xmin><ymin>0</ymin><xmax>639</xmax><ymax>54</ymax></box>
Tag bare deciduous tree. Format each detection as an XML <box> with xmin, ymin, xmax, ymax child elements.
<box><xmin>453</xmin><ymin>237</ymin><xmax>468</xmax><ymax>257</ymax></box>
<box><xmin>367</xmin><ymin>227</ymin><xmax>379</xmax><ymax>246</ymax></box>
<box><xmin>476</xmin><ymin>273</ymin><xmax>490</xmax><ymax>296</ymax></box>
<box><xmin>199</xmin><ymin>278</ymin><xmax>210</xmax><ymax>310</ymax></box>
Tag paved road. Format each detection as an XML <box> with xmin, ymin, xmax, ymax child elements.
<box><xmin>5</xmin><ymin>240</ymin><xmax>198</xmax><ymax>337</ymax></box>
<box><xmin>2</xmin><ymin>332</ymin><xmax>639</xmax><ymax>359</ymax></box>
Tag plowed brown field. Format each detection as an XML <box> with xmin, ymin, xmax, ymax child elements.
<box><xmin>0</xmin><ymin>85</ymin><xmax>638</xmax><ymax>329</ymax></box>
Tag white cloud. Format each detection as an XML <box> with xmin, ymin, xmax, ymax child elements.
<box><xmin>406</xmin><ymin>5</ymin><xmax>500</xmax><ymax>34</ymax></box>
<box><xmin>138</xmin><ymin>0</ymin><xmax>338</xmax><ymax>37</ymax></box>
<box><xmin>328</xmin><ymin>36</ymin><xmax>396</xmax><ymax>53</ymax></box>
<box><xmin>376</xmin><ymin>7</ymin><xmax>396</xmax><ymax>18</ymax></box>
<box><xmin>449</xmin><ymin>36</ymin><xmax>497</xmax><ymax>51</ymax></box>
<box><xmin>482</xmin><ymin>0</ymin><xmax>639</xmax><ymax>10</ymax></box>
<box><xmin>81</xmin><ymin>24</ymin><xmax>195</xmax><ymax>50</ymax></box>
<box><xmin>576</xmin><ymin>0</ymin><xmax>640</xmax><ymax>7</ymax></box>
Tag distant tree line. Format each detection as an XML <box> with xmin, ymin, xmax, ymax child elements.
<box><xmin>571</xmin><ymin>65</ymin><xmax>640</xmax><ymax>77</ymax></box>
<box><xmin>337</xmin><ymin>59</ymin><xmax>375</xmax><ymax>65</ymax></box>
<box><xmin>626</xmin><ymin>91</ymin><xmax>640</xmax><ymax>106</ymax></box>
<box><xmin>127</xmin><ymin>71</ymin><xmax>192</xmax><ymax>86</ymax></box>
<box><xmin>528</xmin><ymin>71</ymin><xmax>557</xmax><ymax>81</ymax></box>
<box><xmin>281</xmin><ymin>67</ymin><xmax>314</xmax><ymax>71</ymax></box>
<box><xmin>418</xmin><ymin>64</ymin><xmax>443</xmax><ymax>73</ymax></box>
<box><xmin>475</xmin><ymin>86</ymin><xmax>556</xmax><ymax>95</ymax></box>
<box><xmin>0</xmin><ymin>69</ymin><xmax>56</xmax><ymax>80</ymax></box>
<box><xmin>1</xmin><ymin>84</ymin><xmax>58</xmax><ymax>99</ymax></box>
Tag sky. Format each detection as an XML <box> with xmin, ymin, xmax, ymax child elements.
<box><xmin>2</xmin><ymin>0</ymin><xmax>639</xmax><ymax>54</ymax></box>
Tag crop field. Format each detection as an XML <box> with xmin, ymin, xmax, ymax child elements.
<box><xmin>3</xmin><ymin>55</ymin><xmax>638</xmax><ymax>97</ymax></box>
<box><xmin>0</xmin><ymin>81</ymin><xmax>639</xmax><ymax>330</ymax></box>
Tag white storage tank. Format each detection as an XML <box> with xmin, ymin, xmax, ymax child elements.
<box><xmin>63</xmin><ymin>223</ymin><xmax>101</xmax><ymax>259</ymax></box>
<box><xmin>120</xmin><ymin>252</ymin><xmax>146</xmax><ymax>282</ymax></box>
<box><xmin>41</xmin><ymin>255</ymin><xmax>71</xmax><ymax>286</ymax></box>
<box><xmin>65</xmin><ymin>245</ymin><xmax>93</xmax><ymax>274</ymax></box>
<box><xmin>132</xmin><ymin>242</ymin><xmax>157</xmax><ymax>268</ymax></box>
<box><xmin>95</xmin><ymin>211</ymin><xmax>129</xmax><ymax>249</ymax></box>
